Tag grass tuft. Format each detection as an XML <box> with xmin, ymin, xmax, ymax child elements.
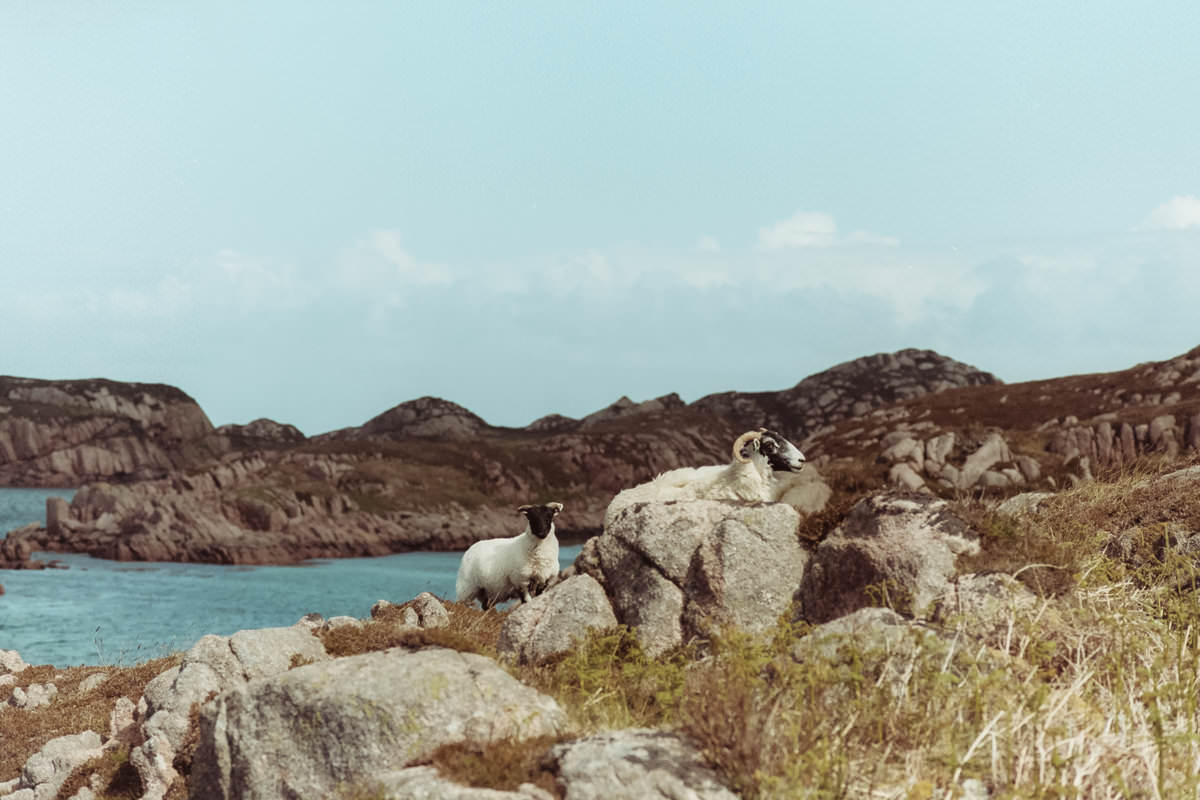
<box><xmin>319</xmin><ymin>601</ymin><xmax>506</xmax><ymax>659</ymax></box>
<box><xmin>428</xmin><ymin>735</ymin><xmax>561</xmax><ymax>797</ymax></box>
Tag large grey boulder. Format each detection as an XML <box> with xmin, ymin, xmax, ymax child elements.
<box><xmin>590</xmin><ymin>501</ymin><xmax>810</xmax><ymax>655</ymax></box>
<box><xmin>189</xmin><ymin>647</ymin><xmax>568</xmax><ymax>800</ymax></box>
<box><xmin>132</xmin><ymin>624</ymin><xmax>329</xmax><ymax>800</ymax></box>
<box><xmin>799</xmin><ymin>491</ymin><xmax>980</xmax><ymax>623</ymax></box>
<box><xmin>498</xmin><ymin>575</ymin><xmax>617</xmax><ymax>665</ymax></box>
<box><xmin>552</xmin><ymin>729</ymin><xmax>738</xmax><ymax>800</ymax></box>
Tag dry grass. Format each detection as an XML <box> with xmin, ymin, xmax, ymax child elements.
<box><xmin>319</xmin><ymin>599</ymin><xmax>507</xmax><ymax>659</ymax></box>
<box><xmin>427</xmin><ymin>736</ymin><xmax>562</xmax><ymax>797</ymax></box>
<box><xmin>0</xmin><ymin>655</ymin><xmax>179</xmax><ymax>794</ymax></box>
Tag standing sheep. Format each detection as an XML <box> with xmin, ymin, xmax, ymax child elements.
<box><xmin>456</xmin><ymin>502</ymin><xmax>563</xmax><ymax>609</ymax></box>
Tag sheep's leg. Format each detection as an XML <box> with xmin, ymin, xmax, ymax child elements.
<box><xmin>475</xmin><ymin>588</ymin><xmax>490</xmax><ymax>610</ymax></box>
<box><xmin>520</xmin><ymin>586</ymin><xmax>533</xmax><ymax>604</ymax></box>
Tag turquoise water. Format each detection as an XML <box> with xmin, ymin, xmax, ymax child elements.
<box><xmin>0</xmin><ymin>489</ymin><xmax>581</xmax><ymax>667</ymax></box>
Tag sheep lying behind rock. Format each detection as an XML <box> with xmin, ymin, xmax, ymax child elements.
<box><xmin>604</xmin><ymin>429</ymin><xmax>806</xmax><ymax>530</ymax></box>
<box><xmin>456</xmin><ymin>502</ymin><xmax>563</xmax><ymax>609</ymax></box>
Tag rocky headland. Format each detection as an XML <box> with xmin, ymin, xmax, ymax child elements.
<box><xmin>0</xmin><ymin>377</ymin><xmax>261</xmax><ymax>488</ymax></box>
<box><xmin>5</xmin><ymin>345</ymin><xmax>1200</xmax><ymax>568</ymax></box>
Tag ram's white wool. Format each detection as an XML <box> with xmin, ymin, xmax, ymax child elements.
<box><xmin>603</xmin><ymin>429</ymin><xmax>806</xmax><ymax>530</ymax></box>
<box><xmin>455</xmin><ymin>504</ymin><xmax>562</xmax><ymax>608</ymax></box>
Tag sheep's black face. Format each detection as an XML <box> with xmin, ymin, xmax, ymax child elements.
<box><xmin>518</xmin><ymin>502</ymin><xmax>563</xmax><ymax>539</ymax></box>
<box><xmin>758</xmin><ymin>431</ymin><xmax>806</xmax><ymax>472</ymax></box>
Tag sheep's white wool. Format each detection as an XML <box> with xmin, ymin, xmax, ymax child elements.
<box><xmin>456</xmin><ymin>505</ymin><xmax>561</xmax><ymax>608</ymax></box>
<box><xmin>603</xmin><ymin>429</ymin><xmax>805</xmax><ymax>530</ymax></box>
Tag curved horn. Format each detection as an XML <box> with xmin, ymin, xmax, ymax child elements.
<box><xmin>731</xmin><ymin>428</ymin><xmax>767</xmax><ymax>463</ymax></box>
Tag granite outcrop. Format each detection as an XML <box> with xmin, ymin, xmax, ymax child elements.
<box><xmin>0</xmin><ymin>377</ymin><xmax>224</xmax><ymax>487</ymax></box>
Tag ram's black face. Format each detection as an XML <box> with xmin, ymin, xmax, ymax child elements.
<box><xmin>758</xmin><ymin>430</ymin><xmax>807</xmax><ymax>472</ymax></box>
<box><xmin>519</xmin><ymin>502</ymin><xmax>563</xmax><ymax>539</ymax></box>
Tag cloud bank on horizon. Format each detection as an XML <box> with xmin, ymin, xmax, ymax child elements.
<box><xmin>1</xmin><ymin>4</ymin><xmax>1198</xmax><ymax>435</ymax></box>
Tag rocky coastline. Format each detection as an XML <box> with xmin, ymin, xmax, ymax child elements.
<box><xmin>6</xmin><ymin>346</ymin><xmax>1200</xmax><ymax>796</ymax></box>
<box><xmin>7</xmin><ymin>459</ymin><xmax>1200</xmax><ymax>797</ymax></box>
<box><xmin>3</xmin><ymin>345</ymin><xmax>1200</xmax><ymax>571</ymax></box>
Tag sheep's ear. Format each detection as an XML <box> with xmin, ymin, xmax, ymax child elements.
<box><xmin>548</xmin><ymin>502</ymin><xmax>563</xmax><ymax>513</ymax></box>
<box><xmin>517</xmin><ymin>505</ymin><xmax>533</xmax><ymax>515</ymax></box>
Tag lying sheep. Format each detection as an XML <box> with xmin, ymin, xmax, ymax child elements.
<box><xmin>603</xmin><ymin>428</ymin><xmax>806</xmax><ymax>529</ymax></box>
<box><xmin>456</xmin><ymin>502</ymin><xmax>563</xmax><ymax>609</ymax></box>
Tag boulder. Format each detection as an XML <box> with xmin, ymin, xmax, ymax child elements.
<box><xmin>551</xmin><ymin>729</ymin><xmax>738</xmax><ymax>800</ymax></box>
<box><xmin>498</xmin><ymin>575</ymin><xmax>618</xmax><ymax>665</ymax></box>
<box><xmin>6</xmin><ymin>731</ymin><xmax>102</xmax><ymax>800</ymax></box>
<box><xmin>132</xmin><ymin>623</ymin><xmax>329</xmax><ymax>800</ymax></box>
<box><xmin>932</xmin><ymin>573</ymin><xmax>1039</xmax><ymax>641</ymax></box>
<box><xmin>189</xmin><ymin>647</ymin><xmax>568</xmax><ymax>800</ymax></box>
<box><xmin>888</xmin><ymin>462</ymin><xmax>927</xmax><ymax>492</ymax></box>
<box><xmin>1014</xmin><ymin>456</ymin><xmax>1041</xmax><ymax>483</ymax></box>
<box><xmin>924</xmin><ymin>432</ymin><xmax>956</xmax><ymax>468</ymax></box>
<box><xmin>0</xmin><ymin>649</ymin><xmax>28</xmax><ymax>675</ymax></box>
<box><xmin>958</xmin><ymin>433</ymin><xmax>1012</xmax><ymax>489</ymax></box>
<box><xmin>7</xmin><ymin>682</ymin><xmax>58</xmax><ymax>709</ymax></box>
<box><xmin>410</xmin><ymin>592</ymin><xmax>450</xmax><ymax>629</ymax></box>
<box><xmin>799</xmin><ymin>491</ymin><xmax>980</xmax><ymax>623</ymax></box>
<box><xmin>996</xmin><ymin>492</ymin><xmax>1053</xmax><ymax>517</ymax></box>
<box><xmin>880</xmin><ymin>437</ymin><xmax>923</xmax><ymax>470</ymax></box>
<box><xmin>592</xmin><ymin>501</ymin><xmax>810</xmax><ymax>655</ymax></box>
<box><xmin>792</xmin><ymin>607</ymin><xmax>945</xmax><ymax>692</ymax></box>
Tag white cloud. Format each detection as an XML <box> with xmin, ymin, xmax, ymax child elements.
<box><xmin>758</xmin><ymin>211</ymin><xmax>839</xmax><ymax>249</ymax></box>
<box><xmin>336</xmin><ymin>231</ymin><xmax>454</xmax><ymax>288</ymax></box>
<box><xmin>695</xmin><ymin>234</ymin><xmax>721</xmax><ymax>252</ymax></box>
<box><xmin>757</xmin><ymin>210</ymin><xmax>900</xmax><ymax>250</ymax></box>
<box><xmin>542</xmin><ymin>250</ymin><xmax>642</xmax><ymax>293</ymax></box>
<box><xmin>1136</xmin><ymin>195</ymin><xmax>1200</xmax><ymax>231</ymax></box>
<box><xmin>845</xmin><ymin>230</ymin><xmax>901</xmax><ymax>247</ymax></box>
<box><xmin>213</xmin><ymin>250</ymin><xmax>310</xmax><ymax>309</ymax></box>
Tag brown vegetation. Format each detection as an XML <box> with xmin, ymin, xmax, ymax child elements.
<box><xmin>0</xmin><ymin>655</ymin><xmax>178</xmax><ymax>795</ymax></box>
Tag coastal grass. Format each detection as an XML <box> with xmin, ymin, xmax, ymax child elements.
<box><xmin>0</xmin><ymin>655</ymin><xmax>179</xmax><ymax>796</ymax></box>
<box><xmin>428</xmin><ymin>735</ymin><xmax>562</xmax><ymax>797</ymax></box>
<box><xmin>499</xmin><ymin>467</ymin><xmax>1200</xmax><ymax>798</ymax></box>
<box><xmin>319</xmin><ymin>598</ymin><xmax>506</xmax><ymax>659</ymax></box>
<box><xmin>509</xmin><ymin>579</ymin><xmax>1200</xmax><ymax>798</ymax></box>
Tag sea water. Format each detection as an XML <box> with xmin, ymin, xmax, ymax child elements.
<box><xmin>0</xmin><ymin>488</ymin><xmax>582</xmax><ymax>667</ymax></box>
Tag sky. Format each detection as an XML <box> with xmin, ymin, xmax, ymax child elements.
<box><xmin>2</xmin><ymin>3</ymin><xmax>1199</xmax><ymax>436</ymax></box>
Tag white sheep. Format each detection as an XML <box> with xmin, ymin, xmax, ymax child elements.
<box><xmin>603</xmin><ymin>428</ymin><xmax>806</xmax><ymax>529</ymax></box>
<box><xmin>456</xmin><ymin>502</ymin><xmax>563</xmax><ymax>609</ymax></box>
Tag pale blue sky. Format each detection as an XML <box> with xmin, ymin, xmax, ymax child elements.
<box><xmin>2</xmin><ymin>3</ymin><xmax>1199</xmax><ymax>434</ymax></box>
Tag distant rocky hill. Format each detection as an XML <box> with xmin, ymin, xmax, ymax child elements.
<box><xmin>0</xmin><ymin>377</ymin><xmax>227</xmax><ymax>487</ymax></box>
<box><xmin>691</xmin><ymin>348</ymin><xmax>1000</xmax><ymax>445</ymax></box>
<box><xmin>11</xmin><ymin>410</ymin><xmax>745</xmax><ymax>563</ymax></box>
<box><xmin>795</xmin><ymin>345</ymin><xmax>1200</xmax><ymax>498</ymax></box>
<box><xmin>317</xmin><ymin>397</ymin><xmax>489</xmax><ymax>442</ymax></box>
<box><xmin>15</xmin><ymin>345</ymin><xmax>1200</xmax><ymax>566</ymax></box>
